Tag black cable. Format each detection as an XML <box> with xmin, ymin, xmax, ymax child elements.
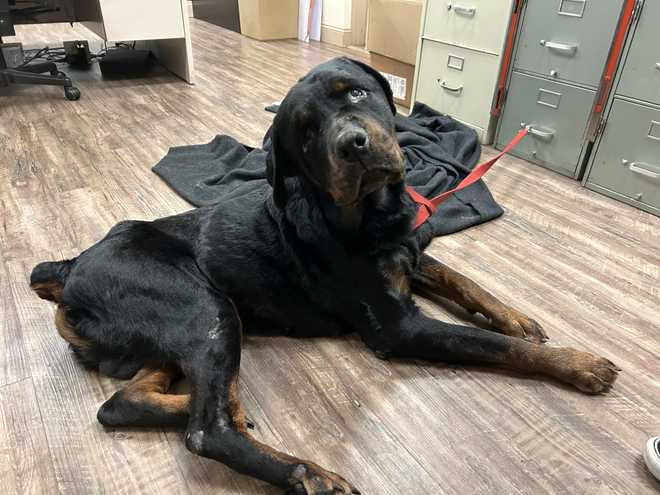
<box><xmin>18</xmin><ymin>45</ymin><xmax>67</xmax><ymax>67</ymax></box>
<box><xmin>18</xmin><ymin>40</ymin><xmax>130</xmax><ymax>67</ymax></box>
<box><xmin>17</xmin><ymin>47</ymin><xmax>48</xmax><ymax>67</ymax></box>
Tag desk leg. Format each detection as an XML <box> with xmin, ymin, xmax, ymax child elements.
<box><xmin>145</xmin><ymin>5</ymin><xmax>195</xmax><ymax>84</ymax></box>
<box><xmin>146</xmin><ymin>36</ymin><xmax>195</xmax><ymax>84</ymax></box>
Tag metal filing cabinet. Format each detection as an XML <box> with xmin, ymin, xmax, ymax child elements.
<box><xmin>585</xmin><ymin>0</ymin><xmax>660</xmax><ymax>216</ymax></box>
<box><xmin>514</xmin><ymin>0</ymin><xmax>625</xmax><ymax>88</ymax></box>
<box><xmin>412</xmin><ymin>0</ymin><xmax>516</xmax><ymax>143</ymax></box>
<box><xmin>497</xmin><ymin>72</ymin><xmax>596</xmax><ymax>175</ymax></box>
<box><xmin>496</xmin><ymin>0</ymin><xmax>625</xmax><ymax>177</ymax></box>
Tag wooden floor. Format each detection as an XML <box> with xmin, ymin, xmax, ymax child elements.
<box><xmin>1</xmin><ymin>20</ymin><xmax>660</xmax><ymax>495</ymax></box>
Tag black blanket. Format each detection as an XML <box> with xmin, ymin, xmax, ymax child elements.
<box><xmin>152</xmin><ymin>102</ymin><xmax>503</xmax><ymax>237</ymax></box>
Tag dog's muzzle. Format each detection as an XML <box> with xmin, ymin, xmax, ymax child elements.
<box><xmin>325</xmin><ymin>118</ymin><xmax>405</xmax><ymax>205</ymax></box>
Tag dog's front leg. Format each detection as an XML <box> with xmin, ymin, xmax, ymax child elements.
<box><xmin>412</xmin><ymin>253</ymin><xmax>548</xmax><ymax>343</ymax></box>
<box><xmin>183</xmin><ymin>295</ymin><xmax>359</xmax><ymax>495</ymax></box>
<box><xmin>359</xmin><ymin>306</ymin><xmax>619</xmax><ymax>394</ymax></box>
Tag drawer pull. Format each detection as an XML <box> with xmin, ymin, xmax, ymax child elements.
<box><xmin>448</xmin><ymin>4</ymin><xmax>476</xmax><ymax>17</ymax></box>
<box><xmin>656</xmin><ymin>63</ymin><xmax>660</xmax><ymax>70</ymax></box>
<box><xmin>623</xmin><ymin>159</ymin><xmax>660</xmax><ymax>179</ymax></box>
<box><xmin>540</xmin><ymin>40</ymin><xmax>578</xmax><ymax>56</ymax></box>
<box><xmin>521</xmin><ymin>123</ymin><xmax>555</xmax><ymax>141</ymax></box>
<box><xmin>439</xmin><ymin>80</ymin><xmax>464</xmax><ymax>94</ymax></box>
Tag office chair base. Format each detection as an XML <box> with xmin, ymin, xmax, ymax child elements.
<box><xmin>2</xmin><ymin>65</ymin><xmax>81</xmax><ymax>100</ymax></box>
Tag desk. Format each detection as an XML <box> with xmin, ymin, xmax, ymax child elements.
<box><xmin>7</xmin><ymin>0</ymin><xmax>194</xmax><ymax>83</ymax></box>
<box><xmin>74</xmin><ymin>0</ymin><xmax>194</xmax><ymax>83</ymax></box>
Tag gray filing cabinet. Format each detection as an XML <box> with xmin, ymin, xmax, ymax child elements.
<box><xmin>496</xmin><ymin>0</ymin><xmax>625</xmax><ymax>177</ymax></box>
<box><xmin>585</xmin><ymin>0</ymin><xmax>660</xmax><ymax>216</ymax></box>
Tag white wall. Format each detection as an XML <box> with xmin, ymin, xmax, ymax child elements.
<box><xmin>322</xmin><ymin>0</ymin><xmax>352</xmax><ymax>30</ymax></box>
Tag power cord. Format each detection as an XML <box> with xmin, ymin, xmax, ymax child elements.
<box><xmin>19</xmin><ymin>41</ymin><xmax>136</xmax><ymax>68</ymax></box>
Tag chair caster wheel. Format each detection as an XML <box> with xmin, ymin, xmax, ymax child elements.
<box><xmin>65</xmin><ymin>87</ymin><xmax>81</xmax><ymax>101</ymax></box>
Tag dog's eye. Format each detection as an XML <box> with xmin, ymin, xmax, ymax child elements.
<box><xmin>348</xmin><ymin>88</ymin><xmax>367</xmax><ymax>103</ymax></box>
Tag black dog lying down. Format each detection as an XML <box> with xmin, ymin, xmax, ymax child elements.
<box><xmin>31</xmin><ymin>58</ymin><xmax>619</xmax><ymax>494</ymax></box>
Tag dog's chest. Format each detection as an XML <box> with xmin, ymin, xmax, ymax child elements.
<box><xmin>301</xmin><ymin>246</ymin><xmax>415</xmax><ymax>327</ymax></box>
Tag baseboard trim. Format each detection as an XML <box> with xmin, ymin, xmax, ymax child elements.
<box><xmin>321</xmin><ymin>25</ymin><xmax>352</xmax><ymax>47</ymax></box>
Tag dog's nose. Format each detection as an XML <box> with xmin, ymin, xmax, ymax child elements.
<box><xmin>337</xmin><ymin>128</ymin><xmax>370</xmax><ymax>160</ymax></box>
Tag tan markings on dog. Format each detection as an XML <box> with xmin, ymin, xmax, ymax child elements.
<box><xmin>506</xmin><ymin>339</ymin><xmax>620</xmax><ymax>394</ymax></box>
<box><xmin>363</xmin><ymin>118</ymin><xmax>401</xmax><ymax>160</ymax></box>
<box><xmin>326</xmin><ymin>152</ymin><xmax>354</xmax><ymax>205</ymax></box>
<box><xmin>31</xmin><ymin>281</ymin><xmax>64</xmax><ymax>302</ymax></box>
<box><xmin>384</xmin><ymin>264</ymin><xmax>410</xmax><ymax>296</ymax></box>
<box><xmin>413</xmin><ymin>255</ymin><xmax>548</xmax><ymax>342</ymax></box>
<box><xmin>55</xmin><ymin>306</ymin><xmax>91</xmax><ymax>350</ymax></box>
<box><xmin>329</xmin><ymin>80</ymin><xmax>349</xmax><ymax>94</ymax></box>
<box><xmin>225</xmin><ymin>299</ymin><xmax>249</xmax><ymax>433</ymax></box>
<box><xmin>145</xmin><ymin>392</ymin><xmax>190</xmax><ymax>414</ymax></box>
<box><xmin>290</xmin><ymin>462</ymin><xmax>356</xmax><ymax>494</ymax></box>
<box><xmin>227</xmin><ymin>372</ymin><xmax>248</xmax><ymax>433</ymax></box>
<box><xmin>123</xmin><ymin>367</ymin><xmax>190</xmax><ymax>414</ymax></box>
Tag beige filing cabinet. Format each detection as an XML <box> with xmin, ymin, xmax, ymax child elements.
<box><xmin>74</xmin><ymin>0</ymin><xmax>194</xmax><ymax>83</ymax></box>
<box><xmin>411</xmin><ymin>0</ymin><xmax>516</xmax><ymax>143</ymax></box>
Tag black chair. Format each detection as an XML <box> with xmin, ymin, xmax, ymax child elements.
<box><xmin>0</xmin><ymin>0</ymin><xmax>80</xmax><ymax>100</ymax></box>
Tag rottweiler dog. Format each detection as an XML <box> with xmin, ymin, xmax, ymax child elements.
<box><xmin>31</xmin><ymin>58</ymin><xmax>619</xmax><ymax>494</ymax></box>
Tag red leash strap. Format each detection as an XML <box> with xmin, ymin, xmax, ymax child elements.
<box><xmin>406</xmin><ymin>126</ymin><xmax>529</xmax><ymax>229</ymax></box>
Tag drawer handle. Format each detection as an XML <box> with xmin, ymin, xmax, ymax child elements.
<box><xmin>623</xmin><ymin>159</ymin><xmax>660</xmax><ymax>179</ymax></box>
<box><xmin>521</xmin><ymin>123</ymin><xmax>555</xmax><ymax>141</ymax></box>
<box><xmin>540</xmin><ymin>40</ymin><xmax>578</xmax><ymax>56</ymax></box>
<box><xmin>656</xmin><ymin>63</ymin><xmax>660</xmax><ymax>70</ymax></box>
<box><xmin>439</xmin><ymin>80</ymin><xmax>464</xmax><ymax>94</ymax></box>
<box><xmin>448</xmin><ymin>4</ymin><xmax>476</xmax><ymax>17</ymax></box>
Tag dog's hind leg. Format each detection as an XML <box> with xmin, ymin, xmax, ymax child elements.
<box><xmin>412</xmin><ymin>253</ymin><xmax>549</xmax><ymax>343</ymax></box>
<box><xmin>183</xmin><ymin>296</ymin><xmax>359</xmax><ymax>495</ymax></box>
<box><xmin>97</xmin><ymin>366</ymin><xmax>190</xmax><ymax>427</ymax></box>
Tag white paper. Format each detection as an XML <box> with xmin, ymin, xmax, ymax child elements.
<box><xmin>381</xmin><ymin>72</ymin><xmax>407</xmax><ymax>100</ymax></box>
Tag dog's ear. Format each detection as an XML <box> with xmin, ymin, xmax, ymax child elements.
<box><xmin>266</xmin><ymin>119</ymin><xmax>291</xmax><ymax>208</ymax></box>
<box><xmin>347</xmin><ymin>58</ymin><xmax>396</xmax><ymax>115</ymax></box>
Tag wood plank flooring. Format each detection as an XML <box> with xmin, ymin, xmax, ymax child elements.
<box><xmin>1</xmin><ymin>19</ymin><xmax>659</xmax><ymax>495</ymax></box>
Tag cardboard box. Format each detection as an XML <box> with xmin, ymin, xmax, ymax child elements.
<box><xmin>369</xmin><ymin>52</ymin><xmax>415</xmax><ymax>108</ymax></box>
<box><xmin>238</xmin><ymin>0</ymin><xmax>298</xmax><ymax>40</ymax></box>
<box><xmin>367</xmin><ymin>0</ymin><xmax>422</xmax><ymax>65</ymax></box>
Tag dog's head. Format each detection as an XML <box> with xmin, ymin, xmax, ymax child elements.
<box><xmin>267</xmin><ymin>57</ymin><xmax>405</xmax><ymax>208</ymax></box>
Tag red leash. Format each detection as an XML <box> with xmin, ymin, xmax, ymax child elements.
<box><xmin>406</xmin><ymin>126</ymin><xmax>529</xmax><ymax>229</ymax></box>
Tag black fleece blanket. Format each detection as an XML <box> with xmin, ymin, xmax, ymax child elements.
<box><xmin>152</xmin><ymin>102</ymin><xmax>503</xmax><ymax>237</ymax></box>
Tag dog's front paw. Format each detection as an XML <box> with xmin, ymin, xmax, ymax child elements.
<box><xmin>288</xmin><ymin>463</ymin><xmax>360</xmax><ymax>495</ymax></box>
<box><xmin>547</xmin><ymin>348</ymin><xmax>621</xmax><ymax>394</ymax></box>
<box><xmin>493</xmin><ymin>310</ymin><xmax>549</xmax><ymax>343</ymax></box>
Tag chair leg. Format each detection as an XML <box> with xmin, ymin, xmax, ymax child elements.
<box><xmin>17</xmin><ymin>62</ymin><xmax>59</xmax><ymax>76</ymax></box>
<box><xmin>5</xmin><ymin>68</ymin><xmax>72</xmax><ymax>87</ymax></box>
<box><xmin>2</xmin><ymin>68</ymin><xmax>81</xmax><ymax>100</ymax></box>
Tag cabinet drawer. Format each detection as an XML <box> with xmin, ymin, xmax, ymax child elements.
<box><xmin>496</xmin><ymin>71</ymin><xmax>595</xmax><ymax>176</ymax></box>
<box><xmin>587</xmin><ymin>98</ymin><xmax>660</xmax><ymax>211</ymax></box>
<box><xmin>514</xmin><ymin>0</ymin><xmax>624</xmax><ymax>88</ymax></box>
<box><xmin>617</xmin><ymin>0</ymin><xmax>660</xmax><ymax>106</ymax></box>
<box><xmin>415</xmin><ymin>40</ymin><xmax>500</xmax><ymax>130</ymax></box>
<box><xmin>423</xmin><ymin>0</ymin><xmax>513</xmax><ymax>55</ymax></box>
<box><xmin>100</xmin><ymin>0</ymin><xmax>185</xmax><ymax>41</ymax></box>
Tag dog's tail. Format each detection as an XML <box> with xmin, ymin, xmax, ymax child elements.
<box><xmin>30</xmin><ymin>259</ymin><xmax>75</xmax><ymax>303</ymax></box>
